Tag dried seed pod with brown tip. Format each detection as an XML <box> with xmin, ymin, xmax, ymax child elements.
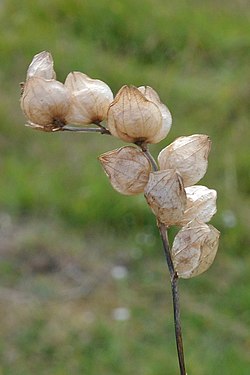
<box><xmin>144</xmin><ymin>170</ymin><xmax>187</xmax><ymax>226</ymax></box>
<box><xmin>99</xmin><ymin>146</ymin><xmax>151</xmax><ymax>195</ymax></box>
<box><xmin>177</xmin><ymin>185</ymin><xmax>217</xmax><ymax>226</ymax></box>
<box><xmin>107</xmin><ymin>85</ymin><xmax>165</xmax><ymax>144</ymax></box>
<box><xmin>20</xmin><ymin>76</ymin><xmax>71</xmax><ymax>131</ymax></box>
<box><xmin>158</xmin><ymin>134</ymin><xmax>211</xmax><ymax>187</ymax></box>
<box><xmin>172</xmin><ymin>220</ymin><xmax>220</xmax><ymax>279</ymax></box>
<box><xmin>26</xmin><ymin>51</ymin><xmax>56</xmax><ymax>80</ymax></box>
<box><xmin>65</xmin><ymin>72</ymin><xmax>113</xmax><ymax>125</ymax></box>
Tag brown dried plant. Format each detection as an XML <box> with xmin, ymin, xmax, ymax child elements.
<box><xmin>20</xmin><ymin>51</ymin><xmax>220</xmax><ymax>375</ymax></box>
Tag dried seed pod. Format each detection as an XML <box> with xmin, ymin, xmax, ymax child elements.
<box><xmin>26</xmin><ymin>51</ymin><xmax>56</xmax><ymax>80</ymax></box>
<box><xmin>144</xmin><ymin>170</ymin><xmax>187</xmax><ymax>226</ymax></box>
<box><xmin>65</xmin><ymin>72</ymin><xmax>113</xmax><ymax>125</ymax></box>
<box><xmin>107</xmin><ymin>85</ymin><xmax>164</xmax><ymax>144</ymax></box>
<box><xmin>158</xmin><ymin>134</ymin><xmax>211</xmax><ymax>187</ymax></box>
<box><xmin>178</xmin><ymin>185</ymin><xmax>217</xmax><ymax>226</ymax></box>
<box><xmin>20</xmin><ymin>76</ymin><xmax>71</xmax><ymax>131</ymax></box>
<box><xmin>138</xmin><ymin>86</ymin><xmax>172</xmax><ymax>143</ymax></box>
<box><xmin>172</xmin><ymin>220</ymin><xmax>220</xmax><ymax>278</ymax></box>
<box><xmin>99</xmin><ymin>146</ymin><xmax>151</xmax><ymax>195</ymax></box>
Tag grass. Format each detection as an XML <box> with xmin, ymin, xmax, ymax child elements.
<box><xmin>0</xmin><ymin>0</ymin><xmax>250</xmax><ymax>374</ymax></box>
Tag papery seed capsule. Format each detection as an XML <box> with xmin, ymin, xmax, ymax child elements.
<box><xmin>26</xmin><ymin>51</ymin><xmax>56</xmax><ymax>80</ymax></box>
<box><xmin>138</xmin><ymin>86</ymin><xmax>172</xmax><ymax>143</ymax></box>
<box><xmin>20</xmin><ymin>76</ymin><xmax>71</xmax><ymax>130</ymax></box>
<box><xmin>144</xmin><ymin>170</ymin><xmax>186</xmax><ymax>226</ymax></box>
<box><xmin>99</xmin><ymin>146</ymin><xmax>151</xmax><ymax>195</ymax></box>
<box><xmin>177</xmin><ymin>185</ymin><xmax>217</xmax><ymax>226</ymax></box>
<box><xmin>65</xmin><ymin>72</ymin><xmax>113</xmax><ymax>125</ymax></box>
<box><xmin>107</xmin><ymin>85</ymin><xmax>164</xmax><ymax>144</ymax></box>
<box><xmin>172</xmin><ymin>220</ymin><xmax>220</xmax><ymax>278</ymax></box>
<box><xmin>158</xmin><ymin>134</ymin><xmax>211</xmax><ymax>186</ymax></box>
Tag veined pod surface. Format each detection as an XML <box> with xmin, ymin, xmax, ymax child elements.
<box><xmin>65</xmin><ymin>72</ymin><xmax>113</xmax><ymax>125</ymax></box>
<box><xmin>20</xmin><ymin>77</ymin><xmax>71</xmax><ymax>131</ymax></box>
<box><xmin>172</xmin><ymin>220</ymin><xmax>220</xmax><ymax>278</ymax></box>
<box><xmin>137</xmin><ymin>85</ymin><xmax>172</xmax><ymax>143</ymax></box>
<box><xmin>177</xmin><ymin>185</ymin><xmax>217</xmax><ymax>226</ymax></box>
<box><xmin>26</xmin><ymin>51</ymin><xmax>56</xmax><ymax>80</ymax></box>
<box><xmin>158</xmin><ymin>134</ymin><xmax>211</xmax><ymax>187</ymax></box>
<box><xmin>107</xmin><ymin>85</ymin><xmax>167</xmax><ymax>144</ymax></box>
<box><xmin>99</xmin><ymin>146</ymin><xmax>151</xmax><ymax>195</ymax></box>
<box><xmin>144</xmin><ymin>169</ymin><xmax>187</xmax><ymax>226</ymax></box>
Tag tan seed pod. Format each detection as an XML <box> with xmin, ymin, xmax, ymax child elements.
<box><xmin>138</xmin><ymin>86</ymin><xmax>172</xmax><ymax>143</ymax></box>
<box><xmin>26</xmin><ymin>51</ymin><xmax>56</xmax><ymax>80</ymax></box>
<box><xmin>99</xmin><ymin>146</ymin><xmax>151</xmax><ymax>195</ymax></box>
<box><xmin>144</xmin><ymin>170</ymin><xmax>187</xmax><ymax>226</ymax></box>
<box><xmin>172</xmin><ymin>220</ymin><xmax>220</xmax><ymax>279</ymax></box>
<box><xmin>177</xmin><ymin>185</ymin><xmax>217</xmax><ymax>226</ymax></box>
<box><xmin>107</xmin><ymin>85</ymin><xmax>163</xmax><ymax>144</ymax></box>
<box><xmin>65</xmin><ymin>72</ymin><xmax>113</xmax><ymax>125</ymax></box>
<box><xmin>20</xmin><ymin>76</ymin><xmax>71</xmax><ymax>131</ymax></box>
<box><xmin>158</xmin><ymin>134</ymin><xmax>211</xmax><ymax>187</ymax></box>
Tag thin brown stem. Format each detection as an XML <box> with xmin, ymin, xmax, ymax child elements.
<box><xmin>93</xmin><ymin>120</ymin><xmax>109</xmax><ymax>132</ymax></box>
<box><xmin>137</xmin><ymin>142</ymin><xmax>158</xmax><ymax>171</ymax></box>
<box><xmin>138</xmin><ymin>142</ymin><xmax>186</xmax><ymax>374</ymax></box>
<box><xmin>158</xmin><ymin>221</ymin><xmax>187</xmax><ymax>375</ymax></box>
<box><xmin>62</xmin><ymin>125</ymin><xmax>111</xmax><ymax>135</ymax></box>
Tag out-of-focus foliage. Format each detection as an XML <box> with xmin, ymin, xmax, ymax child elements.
<box><xmin>0</xmin><ymin>1</ymin><xmax>250</xmax><ymax>374</ymax></box>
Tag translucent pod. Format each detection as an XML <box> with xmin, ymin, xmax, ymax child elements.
<box><xmin>144</xmin><ymin>169</ymin><xmax>187</xmax><ymax>226</ymax></box>
<box><xmin>20</xmin><ymin>77</ymin><xmax>71</xmax><ymax>131</ymax></box>
<box><xmin>158</xmin><ymin>134</ymin><xmax>211</xmax><ymax>186</ymax></box>
<box><xmin>99</xmin><ymin>146</ymin><xmax>151</xmax><ymax>195</ymax></box>
<box><xmin>65</xmin><ymin>72</ymin><xmax>113</xmax><ymax>125</ymax></box>
<box><xmin>26</xmin><ymin>51</ymin><xmax>56</xmax><ymax>80</ymax></box>
<box><xmin>107</xmin><ymin>85</ymin><xmax>170</xmax><ymax>144</ymax></box>
<box><xmin>172</xmin><ymin>220</ymin><xmax>220</xmax><ymax>278</ymax></box>
<box><xmin>178</xmin><ymin>185</ymin><xmax>217</xmax><ymax>226</ymax></box>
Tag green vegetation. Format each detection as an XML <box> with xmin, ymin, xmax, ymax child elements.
<box><xmin>0</xmin><ymin>0</ymin><xmax>249</xmax><ymax>374</ymax></box>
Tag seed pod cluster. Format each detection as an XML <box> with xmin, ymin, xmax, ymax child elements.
<box><xmin>21</xmin><ymin>51</ymin><xmax>114</xmax><ymax>131</ymax></box>
<box><xmin>21</xmin><ymin>52</ymin><xmax>172</xmax><ymax>140</ymax></box>
<box><xmin>21</xmin><ymin>51</ymin><xmax>220</xmax><ymax>279</ymax></box>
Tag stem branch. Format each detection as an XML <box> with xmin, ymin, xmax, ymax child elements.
<box><xmin>62</xmin><ymin>125</ymin><xmax>111</xmax><ymax>135</ymax></box>
<box><xmin>137</xmin><ymin>143</ymin><xmax>158</xmax><ymax>171</ymax></box>
<box><xmin>158</xmin><ymin>221</ymin><xmax>186</xmax><ymax>375</ymax></box>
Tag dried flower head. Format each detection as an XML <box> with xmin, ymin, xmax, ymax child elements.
<box><xmin>107</xmin><ymin>85</ymin><xmax>171</xmax><ymax>144</ymax></box>
<box><xmin>178</xmin><ymin>185</ymin><xmax>217</xmax><ymax>226</ymax></box>
<box><xmin>65</xmin><ymin>72</ymin><xmax>113</xmax><ymax>125</ymax></box>
<box><xmin>144</xmin><ymin>170</ymin><xmax>187</xmax><ymax>226</ymax></box>
<box><xmin>172</xmin><ymin>220</ymin><xmax>220</xmax><ymax>278</ymax></box>
<box><xmin>99</xmin><ymin>146</ymin><xmax>151</xmax><ymax>195</ymax></box>
<box><xmin>20</xmin><ymin>77</ymin><xmax>71</xmax><ymax>131</ymax></box>
<box><xmin>158</xmin><ymin>134</ymin><xmax>211</xmax><ymax>186</ymax></box>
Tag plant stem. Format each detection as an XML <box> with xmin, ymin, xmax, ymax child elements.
<box><xmin>158</xmin><ymin>221</ymin><xmax>187</xmax><ymax>375</ymax></box>
<box><xmin>138</xmin><ymin>143</ymin><xmax>186</xmax><ymax>374</ymax></box>
<box><xmin>62</xmin><ymin>125</ymin><xmax>111</xmax><ymax>135</ymax></box>
<box><xmin>137</xmin><ymin>143</ymin><xmax>158</xmax><ymax>171</ymax></box>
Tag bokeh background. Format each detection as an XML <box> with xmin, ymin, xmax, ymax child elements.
<box><xmin>0</xmin><ymin>1</ymin><xmax>250</xmax><ymax>374</ymax></box>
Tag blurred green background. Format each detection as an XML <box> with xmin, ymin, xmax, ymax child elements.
<box><xmin>0</xmin><ymin>0</ymin><xmax>250</xmax><ymax>374</ymax></box>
